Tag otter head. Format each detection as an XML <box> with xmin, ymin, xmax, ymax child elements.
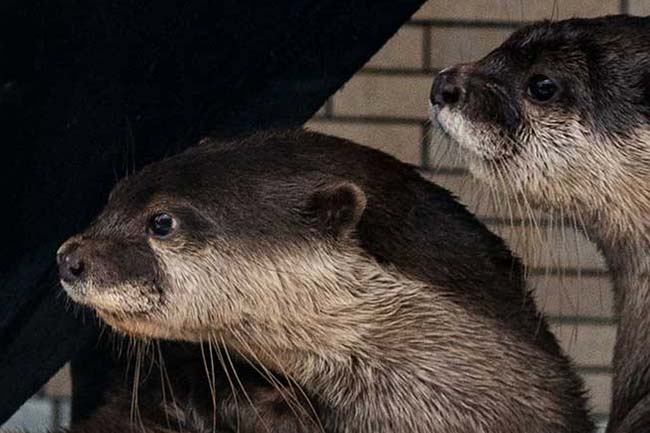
<box><xmin>57</xmin><ymin>132</ymin><xmax>368</xmax><ymax>344</ymax></box>
<box><xmin>431</xmin><ymin>15</ymin><xmax>650</xmax><ymax>234</ymax></box>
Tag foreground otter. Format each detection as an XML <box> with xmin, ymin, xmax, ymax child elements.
<box><xmin>430</xmin><ymin>14</ymin><xmax>650</xmax><ymax>433</ymax></box>
<box><xmin>57</xmin><ymin>130</ymin><xmax>592</xmax><ymax>432</ymax></box>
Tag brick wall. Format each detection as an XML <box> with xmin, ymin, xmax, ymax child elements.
<box><xmin>5</xmin><ymin>1</ymin><xmax>650</xmax><ymax>431</ymax></box>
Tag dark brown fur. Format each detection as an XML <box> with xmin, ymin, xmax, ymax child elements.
<box><xmin>57</xmin><ymin>130</ymin><xmax>592</xmax><ymax>432</ymax></box>
<box><xmin>68</xmin><ymin>343</ymin><xmax>319</xmax><ymax>433</ymax></box>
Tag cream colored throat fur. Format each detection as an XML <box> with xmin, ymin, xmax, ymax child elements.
<box><xmin>100</xmin><ymin>242</ymin><xmax>577</xmax><ymax>433</ymax></box>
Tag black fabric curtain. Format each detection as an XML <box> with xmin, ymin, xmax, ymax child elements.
<box><xmin>0</xmin><ymin>0</ymin><xmax>427</xmax><ymax>424</ymax></box>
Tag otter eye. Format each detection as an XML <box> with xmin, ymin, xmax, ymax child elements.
<box><xmin>527</xmin><ymin>74</ymin><xmax>558</xmax><ymax>102</ymax></box>
<box><xmin>148</xmin><ymin>213</ymin><xmax>176</xmax><ymax>238</ymax></box>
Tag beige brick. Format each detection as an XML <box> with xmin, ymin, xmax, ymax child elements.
<box><xmin>408</xmin><ymin>171</ymin><xmax>606</xmax><ymax>270</ymax></box>
<box><xmin>489</xmin><ymin>224</ymin><xmax>606</xmax><ymax>270</ymax></box>
<box><xmin>43</xmin><ymin>364</ymin><xmax>71</xmax><ymax>398</ymax></box>
<box><xmin>533</xmin><ymin>274</ymin><xmax>613</xmax><ymax>318</ymax></box>
<box><xmin>333</xmin><ymin>74</ymin><xmax>432</xmax><ymax>119</ymax></box>
<box><xmin>629</xmin><ymin>0</ymin><xmax>650</xmax><ymax>15</ymax></box>
<box><xmin>306</xmin><ymin>120</ymin><xmax>422</xmax><ymax>165</ymax></box>
<box><xmin>551</xmin><ymin>323</ymin><xmax>615</xmax><ymax>367</ymax></box>
<box><xmin>429</xmin><ymin>27</ymin><xmax>512</xmax><ymax>68</ymax></box>
<box><xmin>414</xmin><ymin>0</ymin><xmax>619</xmax><ymax>21</ymax></box>
<box><xmin>421</xmin><ymin>172</ymin><xmax>516</xmax><ymax>219</ymax></box>
<box><xmin>583</xmin><ymin>372</ymin><xmax>612</xmax><ymax>414</ymax></box>
<box><xmin>421</xmin><ymin>172</ymin><xmax>550</xmax><ymax>220</ymax></box>
<box><xmin>315</xmin><ymin>101</ymin><xmax>330</xmax><ymax>117</ymax></box>
<box><xmin>421</xmin><ymin>174</ymin><xmax>601</xmax><ymax>256</ymax></box>
<box><xmin>367</xmin><ymin>27</ymin><xmax>424</xmax><ymax>69</ymax></box>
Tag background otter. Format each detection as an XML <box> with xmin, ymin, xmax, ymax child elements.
<box><xmin>430</xmin><ymin>14</ymin><xmax>650</xmax><ymax>433</ymax></box>
<box><xmin>54</xmin><ymin>130</ymin><xmax>592</xmax><ymax>432</ymax></box>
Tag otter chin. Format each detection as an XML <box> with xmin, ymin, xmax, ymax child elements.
<box><xmin>430</xmin><ymin>15</ymin><xmax>650</xmax><ymax>433</ymax></box>
<box><xmin>58</xmin><ymin>129</ymin><xmax>592</xmax><ymax>433</ymax></box>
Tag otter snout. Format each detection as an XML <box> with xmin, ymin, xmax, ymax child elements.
<box><xmin>430</xmin><ymin>67</ymin><xmax>465</xmax><ymax>108</ymax></box>
<box><xmin>57</xmin><ymin>239</ymin><xmax>87</xmax><ymax>284</ymax></box>
<box><xmin>56</xmin><ymin>234</ymin><xmax>161</xmax><ymax>313</ymax></box>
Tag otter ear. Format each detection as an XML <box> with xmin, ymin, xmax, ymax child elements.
<box><xmin>306</xmin><ymin>182</ymin><xmax>367</xmax><ymax>238</ymax></box>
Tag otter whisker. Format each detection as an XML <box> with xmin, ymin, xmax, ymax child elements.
<box><xmin>199</xmin><ymin>340</ymin><xmax>219</xmax><ymax>433</ymax></box>
<box><xmin>483</xmin><ymin>163</ymin><xmax>504</xmax><ymax>228</ymax></box>
<box><xmin>229</xmin><ymin>328</ymin><xmax>326</xmax><ymax>433</ymax></box>
<box><xmin>555</xmin><ymin>204</ymin><xmax>567</xmax><ymax>279</ymax></box>
<box><xmin>489</xmin><ymin>159</ymin><xmax>519</xmax><ymax>248</ymax></box>
<box><xmin>426</xmin><ymin>123</ymin><xmax>455</xmax><ymax>175</ymax></box>
<box><xmin>210</xmin><ymin>338</ymin><xmax>242</xmax><ymax>433</ymax></box>
<box><xmin>219</xmin><ymin>335</ymin><xmax>274</xmax><ymax>433</ymax></box>
<box><xmin>569</xmin><ymin>210</ymin><xmax>585</xmax><ymax>277</ymax></box>
<box><xmin>155</xmin><ymin>342</ymin><xmax>172</xmax><ymax>431</ymax></box>
<box><xmin>206</xmin><ymin>337</ymin><xmax>219</xmax><ymax>433</ymax></box>
<box><xmin>550</xmin><ymin>0</ymin><xmax>559</xmax><ymax>22</ymax></box>
<box><xmin>490</xmin><ymin>159</ymin><xmax>527</xmax><ymax>280</ymax></box>
<box><xmin>227</xmin><ymin>331</ymin><xmax>300</xmax><ymax>408</ymax></box>
<box><xmin>130</xmin><ymin>339</ymin><xmax>146</xmax><ymax>432</ymax></box>
<box><xmin>517</xmin><ymin>184</ymin><xmax>546</xmax><ymax>269</ymax></box>
<box><xmin>221</xmin><ymin>337</ymin><xmax>278</xmax><ymax>432</ymax></box>
<box><xmin>502</xmin><ymin>170</ymin><xmax>537</xmax><ymax>267</ymax></box>
<box><xmin>155</xmin><ymin>341</ymin><xmax>184</xmax><ymax>433</ymax></box>
<box><xmin>491</xmin><ymin>159</ymin><xmax>516</xmax><ymax>229</ymax></box>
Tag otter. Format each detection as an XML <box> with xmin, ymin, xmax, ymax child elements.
<box><xmin>430</xmin><ymin>14</ymin><xmax>650</xmax><ymax>433</ymax></box>
<box><xmin>56</xmin><ymin>130</ymin><xmax>592</xmax><ymax>432</ymax></box>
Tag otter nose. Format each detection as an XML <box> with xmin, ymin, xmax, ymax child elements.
<box><xmin>431</xmin><ymin>68</ymin><xmax>464</xmax><ymax>108</ymax></box>
<box><xmin>57</xmin><ymin>241</ymin><xmax>86</xmax><ymax>283</ymax></box>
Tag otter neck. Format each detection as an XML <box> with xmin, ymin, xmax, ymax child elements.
<box><xmin>221</xmin><ymin>270</ymin><xmax>446</xmax><ymax>433</ymax></box>
<box><xmin>584</xmin><ymin>215</ymin><xmax>650</xmax><ymax>431</ymax></box>
<box><xmin>216</xmin><ymin>258</ymin><xmax>564</xmax><ymax>433</ymax></box>
<box><xmin>593</xmin><ymin>229</ymin><xmax>650</xmax><ymax>310</ymax></box>
<box><xmin>579</xmin><ymin>193</ymin><xmax>650</xmax><ymax>310</ymax></box>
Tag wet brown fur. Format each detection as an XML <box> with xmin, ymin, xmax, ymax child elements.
<box><xmin>58</xmin><ymin>130</ymin><xmax>592</xmax><ymax>432</ymax></box>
